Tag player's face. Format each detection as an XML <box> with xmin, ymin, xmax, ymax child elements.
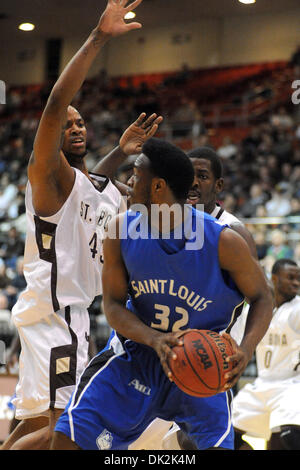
<box><xmin>127</xmin><ymin>154</ymin><xmax>153</xmax><ymax>207</ymax></box>
<box><xmin>274</xmin><ymin>265</ymin><xmax>300</xmax><ymax>300</ymax></box>
<box><xmin>186</xmin><ymin>158</ymin><xmax>223</xmax><ymax>214</ymax></box>
<box><xmin>62</xmin><ymin>106</ymin><xmax>87</xmax><ymax>159</ymax></box>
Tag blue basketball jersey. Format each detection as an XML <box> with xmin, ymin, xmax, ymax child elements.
<box><xmin>121</xmin><ymin>207</ymin><xmax>244</xmax><ymax>334</ymax></box>
<box><xmin>55</xmin><ymin>206</ymin><xmax>241</xmax><ymax>450</ymax></box>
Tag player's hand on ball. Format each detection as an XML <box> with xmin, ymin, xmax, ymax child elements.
<box><xmin>98</xmin><ymin>0</ymin><xmax>143</xmax><ymax>37</ymax></box>
<box><xmin>221</xmin><ymin>333</ymin><xmax>250</xmax><ymax>391</ymax></box>
<box><xmin>151</xmin><ymin>331</ymin><xmax>184</xmax><ymax>382</ymax></box>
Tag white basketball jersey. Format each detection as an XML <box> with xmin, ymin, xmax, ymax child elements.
<box><xmin>12</xmin><ymin>168</ymin><xmax>122</xmax><ymax>327</ymax></box>
<box><xmin>210</xmin><ymin>204</ymin><xmax>241</xmax><ymax>227</ymax></box>
<box><xmin>256</xmin><ymin>295</ymin><xmax>300</xmax><ymax>380</ymax></box>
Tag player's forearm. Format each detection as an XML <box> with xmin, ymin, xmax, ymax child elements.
<box><xmin>46</xmin><ymin>28</ymin><xmax>110</xmax><ymax>116</ymax></box>
<box><xmin>92</xmin><ymin>146</ymin><xmax>128</xmax><ymax>179</ymax></box>
<box><xmin>240</xmin><ymin>294</ymin><xmax>272</xmax><ymax>360</ymax></box>
<box><xmin>31</xmin><ymin>28</ymin><xmax>110</xmax><ymax>174</ymax></box>
<box><xmin>104</xmin><ymin>301</ymin><xmax>162</xmax><ymax>348</ymax></box>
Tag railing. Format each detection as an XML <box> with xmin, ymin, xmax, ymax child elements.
<box><xmin>242</xmin><ymin>216</ymin><xmax>300</xmax><ymax>243</ymax></box>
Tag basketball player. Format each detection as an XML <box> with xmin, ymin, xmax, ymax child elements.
<box><xmin>233</xmin><ymin>259</ymin><xmax>300</xmax><ymax>451</ymax></box>
<box><xmin>186</xmin><ymin>147</ymin><xmax>258</xmax><ymax>344</ymax></box>
<box><xmin>129</xmin><ymin>146</ymin><xmax>259</xmax><ymax>450</ymax></box>
<box><xmin>51</xmin><ymin>137</ymin><xmax>272</xmax><ymax>450</ymax></box>
<box><xmin>0</xmin><ymin>0</ymin><xmax>158</xmax><ymax>451</ymax></box>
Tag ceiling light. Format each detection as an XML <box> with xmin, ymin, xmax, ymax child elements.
<box><xmin>239</xmin><ymin>0</ymin><xmax>256</xmax><ymax>4</ymax></box>
<box><xmin>18</xmin><ymin>23</ymin><xmax>35</xmax><ymax>31</ymax></box>
<box><xmin>124</xmin><ymin>11</ymin><xmax>136</xmax><ymax>20</ymax></box>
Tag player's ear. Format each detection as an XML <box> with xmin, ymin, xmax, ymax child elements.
<box><xmin>215</xmin><ymin>177</ymin><xmax>224</xmax><ymax>194</ymax></box>
<box><xmin>152</xmin><ymin>177</ymin><xmax>166</xmax><ymax>193</ymax></box>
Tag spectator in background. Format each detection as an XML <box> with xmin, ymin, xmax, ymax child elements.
<box><xmin>290</xmin><ymin>166</ymin><xmax>300</xmax><ymax>186</ymax></box>
<box><xmin>4</xmin><ymin>257</ymin><xmax>27</xmax><ymax>309</ymax></box>
<box><xmin>289</xmin><ymin>197</ymin><xmax>300</xmax><ymax>217</ymax></box>
<box><xmin>265</xmin><ymin>155</ymin><xmax>281</xmax><ymax>183</ymax></box>
<box><xmin>221</xmin><ymin>193</ymin><xmax>237</xmax><ymax>214</ymax></box>
<box><xmin>173</xmin><ymin>63</ymin><xmax>193</xmax><ymax>86</ymax></box>
<box><xmin>171</xmin><ymin>97</ymin><xmax>199</xmax><ymax>138</ymax></box>
<box><xmin>281</xmin><ymin>162</ymin><xmax>293</xmax><ymax>185</ymax></box>
<box><xmin>272</xmin><ymin>130</ymin><xmax>293</xmax><ymax>164</ymax></box>
<box><xmin>266</xmin><ymin>229</ymin><xmax>294</xmax><ymax>262</ymax></box>
<box><xmin>270</xmin><ymin>106</ymin><xmax>294</xmax><ymax>130</ymax></box>
<box><xmin>255</xmin><ymin>205</ymin><xmax>268</xmax><ymax>218</ymax></box>
<box><xmin>191</xmin><ymin>110</ymin><xmax>206</xmax><ymax>146</ymax></box>
<box><xmin>265</xmin><ymin>185</ymin><xmax>292</xmax><ymax>217</ymax></box>
<box><xmin>254</xmin><ymin>231</ymin><xmax>269</xmax><ymax>261</ymax></box>
<box><xmin>242</xmin><ymin>126</ymin><xmax>261</xmax><ymax>158</ymax></box>
<box><xmin>134</xmin><ymin>82</ymin><xmax>160</xmax><ymax>117</ymax></box>
<box><xmin>239</xmin><ymin>183</ymin><xmax>269</xmax><ymax>218</ymax></box>
<box><xmin>0</xmin><ymin>290</ymin><xmax>16</xmax><ymax>358</ymax></box>
<box><xmin>0</xmin><ymin>257</ymin><xmax>25</xmax><ymax>310</ymax></box>
<box><xmin>5</xmin><ymin>190</ymin><xmax>25</xmax><ymax>220</ymax></box>
<box><xmin>0</xmin><ymin>227</ymin><xmax>25</xmax><ymax>269</ymax></box>
<box><xmin>0</xmin><ymin>293</ymin><xmax>10</xmax><ymax>311</ymax></box>
<box><xmin>257</xmin><ymin>133</ymin><xmax>274</xmax><ymax>157</ymax></box>
<box><xmin>10</xmin><ymin>257</ymin><xmax>25</xmax><ymax>291</ymax></box>
<box><xmin>0</xmin><ymin>294</ymin><xmax>12</xmax><ymax>345</ymax></box>
<box><xmin>0</xmin><ymin>263</ymin><xmax>12</xmax><ymax>336</ymax></box>
<box><xmin>257</xmin><ymin>165</ymin><xmax>274</xmax><ymax>193</ymax></box>
<box><xmin>0</xmin><ymin>176</ymin><xmax>19</xmax><ymax>221</ymax></box>
<box><xmin>217</xmin><ymin>136</ymin><xmax>238</xmax><ymax>160</ymax></box>
<box><xmin>0</xmin><ymin>262</ymin><xmax>11</xmax><ymax>291</ymax></box>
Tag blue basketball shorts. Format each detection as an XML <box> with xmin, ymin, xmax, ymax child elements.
<box><xmin>55</xmin><ymin>335</ymin><xmax>234</xmax><ymax>450</ymax></box>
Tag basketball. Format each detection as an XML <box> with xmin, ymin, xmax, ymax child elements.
<box><xmin>168</xmin><ymin>329</ymin><xmax>235</xmax><ymax>397</ymax></box>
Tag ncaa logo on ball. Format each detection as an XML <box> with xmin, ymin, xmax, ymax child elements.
<box><xmin>191</xmin><ymin>339</ymin><xmax>213</xmax><ymax>370</ymax></box>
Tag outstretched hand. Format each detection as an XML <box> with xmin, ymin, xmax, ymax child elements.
<box><xmin>120</xmin><ymin>113</ymin><xmax>163</xmax><ymax>156</ymax></box>
<box><xmin>98</xmin><ymin>0</ymin><xmax>143</xmax><ymax>37</ymax></box>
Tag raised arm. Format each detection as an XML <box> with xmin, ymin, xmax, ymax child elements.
<box><xmin>218</xmin><ymin>228</ymin><xmax>273</xmax><ymax>388</ymax></box>
<box><xmin>92</xmin><ymin>113</ymin><xmax>163</xmax><ymax>180</ymax></box>
<box><xmin>28</xmin><ymin>0</ymin><xmax>143</xmax><ymax>216</ymax></box>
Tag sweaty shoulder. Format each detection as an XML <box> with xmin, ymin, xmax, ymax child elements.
<box><xmin>218</xmin><ymin>227</ymin><xmax>252</xmax><ymax>272</ymax></box>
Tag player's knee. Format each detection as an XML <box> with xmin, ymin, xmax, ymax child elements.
<box><xmin>50</xmin><ymin>430</ymin><xmax>81</xmax><ymax>450</ymax></box>
<box><xmin>280</xmin><ymin>425</ymin><xmax>300</xmax><ymax>450</ymax></box>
